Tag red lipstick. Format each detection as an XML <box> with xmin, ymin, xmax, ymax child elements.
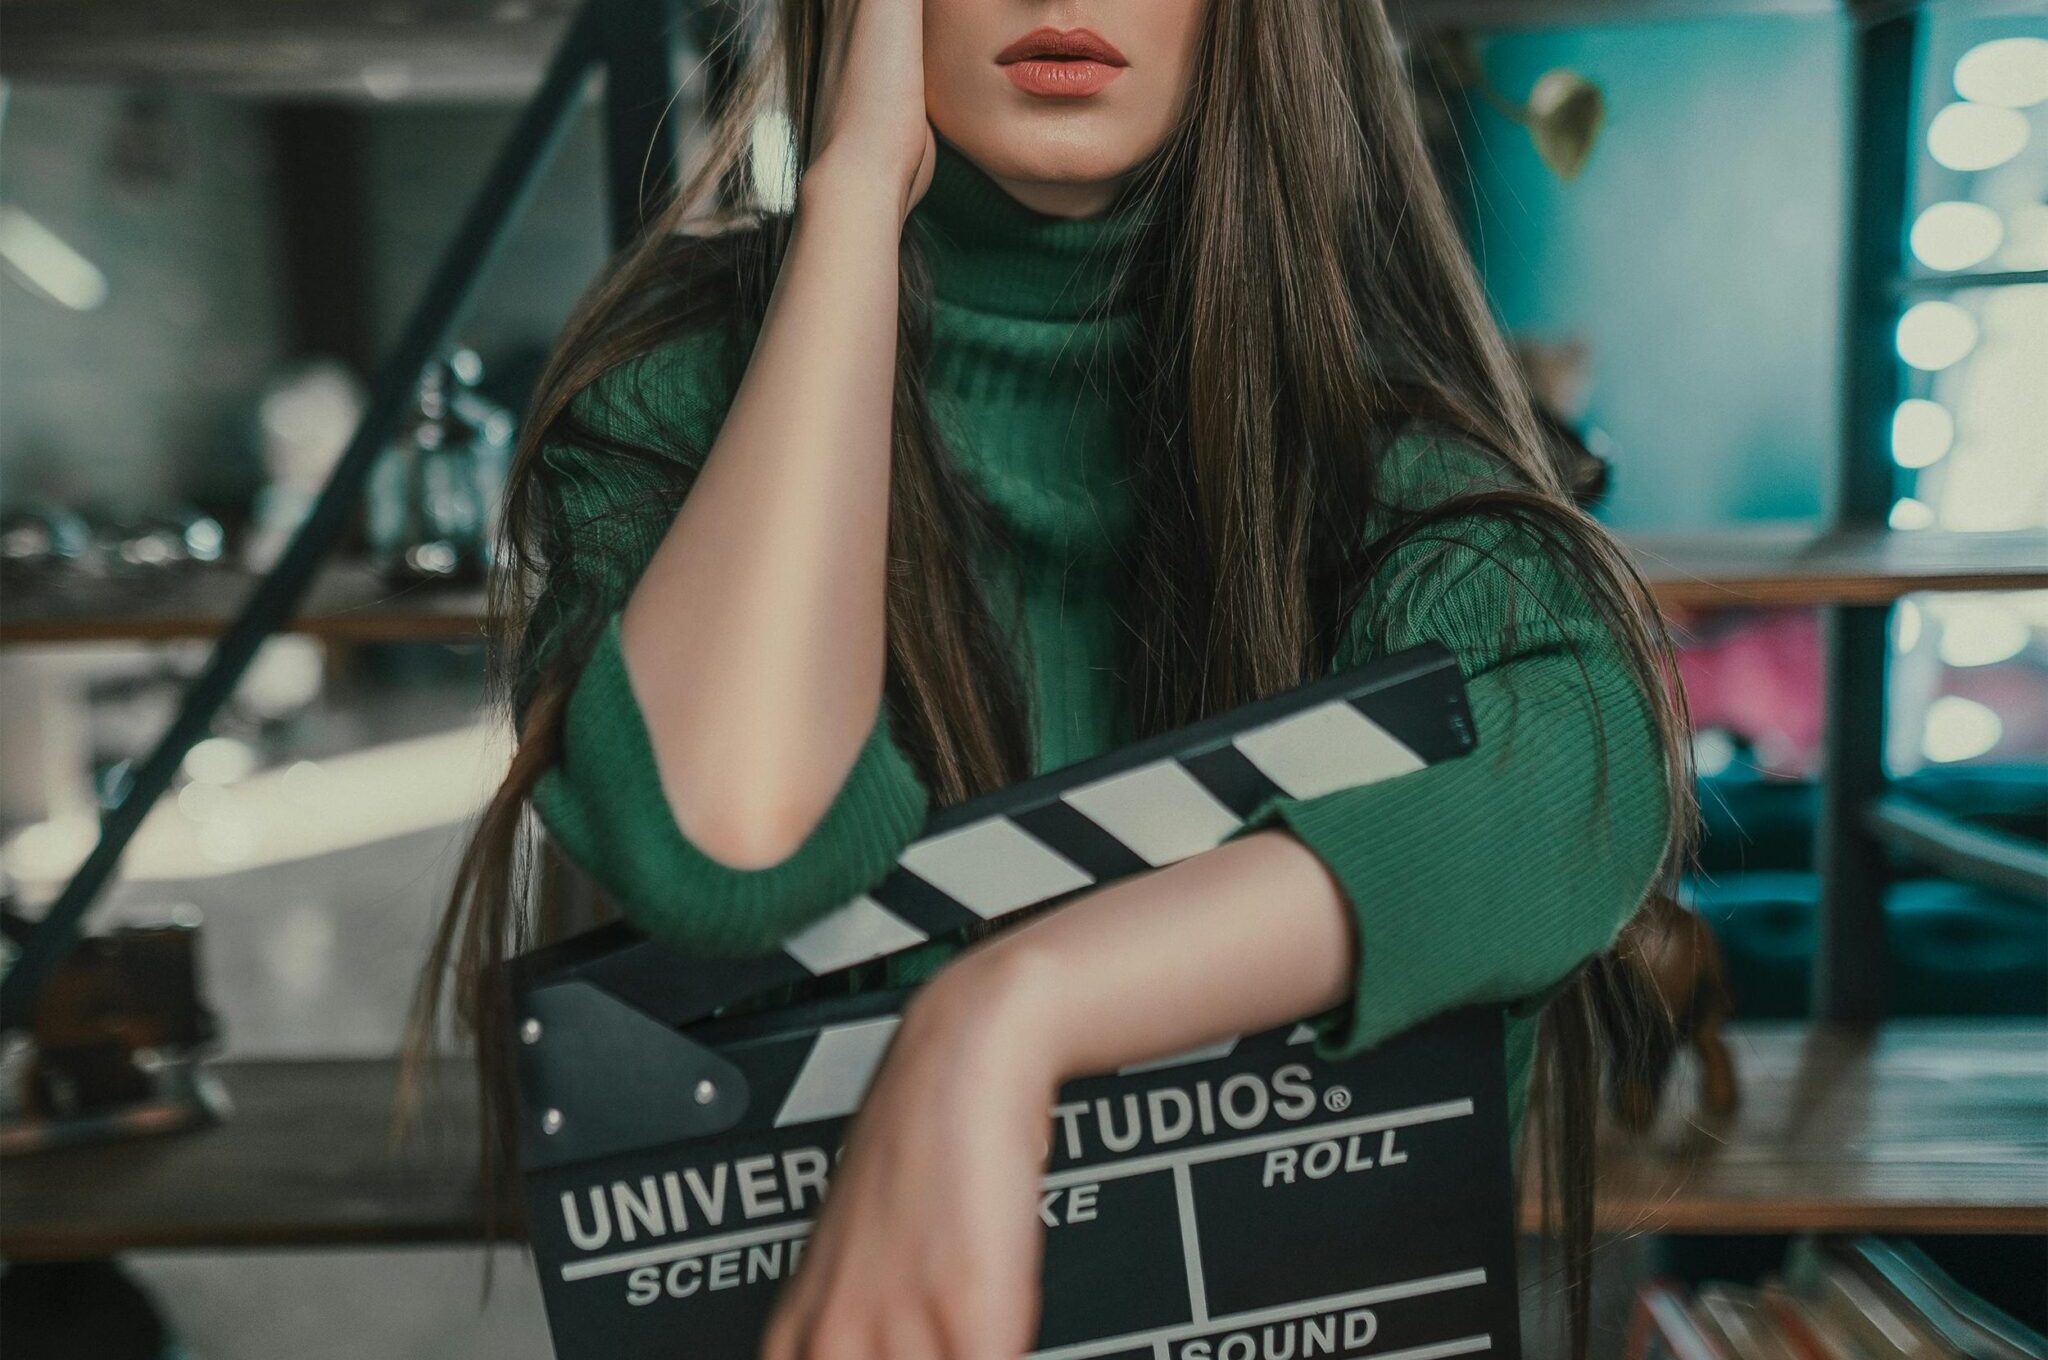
<box><xmin>995</xmin><ymin>26</ymin><xmax>1128</xmax><ymax>99</ymax></box>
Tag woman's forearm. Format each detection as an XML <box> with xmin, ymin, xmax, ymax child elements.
<box><xmin>617</xmin><ymin>172</ymin><xmax>904</xmax><ymax>871</ymax></box>
<box><xmin>912</xmin><ymin>829</ymin><xmax>1358</xmax><ymax>1088</ymax></box>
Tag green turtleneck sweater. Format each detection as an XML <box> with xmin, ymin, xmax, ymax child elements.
<box><xmin>529</xmin><ymin>141</ymin><xmax>1669</xmax><ymax>1139</ymax></box>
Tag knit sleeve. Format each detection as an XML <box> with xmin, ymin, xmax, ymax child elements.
<box><xmin>523</xmin><ymin>330</ymin><xmax>932</xmax><ymax>957</ymax></box>
<box><xmin>1230</xmin><ymin>436</ymin><xmax>1671</xmax><ymax>1062</ymax></box>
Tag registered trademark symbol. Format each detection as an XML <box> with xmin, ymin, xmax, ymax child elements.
<box><xmin>1323</xmin><ymin>1085</ymin><xmax>1352</xmax><ymax>1112</ymax></box>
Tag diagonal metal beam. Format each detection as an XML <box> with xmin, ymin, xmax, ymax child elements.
<box><xmin>598</xmin><ymin>0</ymin><xmax>684</xmax><ymax>246</ymax></box>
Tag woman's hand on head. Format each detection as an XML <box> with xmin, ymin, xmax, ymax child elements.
<box><xmin>811</xmin><ymin>0</ymin><xmax>938</xmax><ymax>225</ymax></box>
<box><xmin>758</xmin><ymin>948</ymin><xmax>1062</xmax><ymax>1360</ymax></box>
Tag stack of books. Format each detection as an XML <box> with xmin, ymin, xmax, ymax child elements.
<box><xmin>1628</xmin><ymin>1238</ymin><xmax>2045</xmax><ymax>1359</ymax></box>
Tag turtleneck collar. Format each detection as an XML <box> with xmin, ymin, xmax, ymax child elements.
<box><xmin>907</xmin><ymin>134</ymin><xmax>1150</xmax><ymax>324</ymax></box>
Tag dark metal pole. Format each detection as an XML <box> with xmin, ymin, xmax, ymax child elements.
<box><xmin>678</xmin><ymin>0</ymin><xmax>753</xmax><ymax>211</ymax></box>
<box><xmin>684</xmin><ymin>0</ymin><xmax>752</xmax><ymax>122</ymax></box>
<box><xmin>1813</xmin><ymin>7</ymin><xmax>1920</xmax><ymax>1024</ymax></box>
<box><xmin>268</xmin><ymin>105</ymin><xmax>377</xmax><ymax>373</ymax></box>
<box><xmin>0</xmin><ymin>5</ymin><xmax>606</xmax><ymax>1030</ymax></box>
<box><xmin>598</xmin><ymin>0</ymin><xmax>685</xmax><ymax>247</ymax></box>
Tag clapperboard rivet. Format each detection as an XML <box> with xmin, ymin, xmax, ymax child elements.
<box><xmin>520</xmin><ymin>1018</ymin><xmax>543</xmax><ymax>1045</ymax></box>
<box><xmin>541</xmin><ymin>1108</ymin><xmax>564</xmax><ymax>1135</ymax></box>
<box><xmin>693</xmin><ymin>1079</ymin><xmax>717</xmax><ymax>1106</ymax></box>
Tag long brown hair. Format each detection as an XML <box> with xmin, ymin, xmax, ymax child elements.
<box><xmin>405</xmin><ymin>1</ymin><xmax>1694</xmax><ymax>1352</ymax></box>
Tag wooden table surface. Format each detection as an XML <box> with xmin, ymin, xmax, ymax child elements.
<box><xmin>0</xmin><ymin>1060</ymin><xmax>508</xmax><ymax>1259</ymax></box>
<box><xmin>0</xmin><ymin>560</ymin><xmax>488</xmax><ymax>647</ymax></box>
<box><xmin>2</xmin><ymin>1021</ymin><xmax>2042</xmax><ymax>1258</ymax></box>
<box><xmin>1628</xmin><ymin>525</ymin><xmax>2048</xmax><ymax>611</ymax></box>
<box><xmin>3</xmin><ymin>529</ymin><xmax>2044</xmax><ymax>647</ymax></box>
<box><xmin>1537</xmin><ymin>1018</ymin><xmax>2048</xmax><ymax>1235</ymax></box>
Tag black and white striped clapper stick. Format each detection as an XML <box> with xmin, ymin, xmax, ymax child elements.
<box><xmin>512</xmin><ymin>643</ymin><xmax>1526</xmax><ymax>1360</ymax></box>
<box><xmin>514</xmin><ymin>642</ymin><xmax>1478</xmax><ymax>1035</ymax></box>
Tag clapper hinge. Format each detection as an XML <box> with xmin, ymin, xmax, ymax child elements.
<box><xmin>514</xmin><ymin>979</ymin><xmax>751</xmax><ymax>1170</ymax></box>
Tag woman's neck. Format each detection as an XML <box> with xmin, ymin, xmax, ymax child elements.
<box><xmin>905</xmin><ymin>135</ymin><xmax>1151</xmax><ymax>325</ymax></box>
<box><xmin>982</xmin><ymin>163</ymin><xmax>1127</xmax><ymax>219</ymax></box>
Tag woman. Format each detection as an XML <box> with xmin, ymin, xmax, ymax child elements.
<box><xmin>411</xmin><ymin>0</ymin><xmax>1692</xmax><ymax>1355</ymax></box>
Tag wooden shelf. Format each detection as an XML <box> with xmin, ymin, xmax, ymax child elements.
<box><xmin>0</xmin><ymin>560</ymin><xmax>488</xmax><ymax>648</ymax></box>
<box><xmin>3</xmin><ymin>1020</ymin><xmax>2040</xmax><ymax>1259</ymax></box>
<box><xmin>4</xmin><ymin>529</ymin><xmax>2040</xmax><ymax>647</ymax></box>
<box><xmin>1629</xmin><ymin>526</ymin><xmax>2048</xmax><ymax>611</ymax></box>
<box><xmin>0</xmin><ymin>1059</ymin><xmax>507</xmax><ymax>1260</ymax></box>
<box><xmin>1525</xmin><ymin>1019</ymin><xmax>2048</xmax><ymax>1236</ymax></box>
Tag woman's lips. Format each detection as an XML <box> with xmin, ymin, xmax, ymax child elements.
<box><xmin>995</xmin><ymin>26</ymin><xmax>1127</xmax><ymax>99</ymax></box>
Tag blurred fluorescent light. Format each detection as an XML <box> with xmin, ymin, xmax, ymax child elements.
<box><xmin>1891</xmin><ymin>399</ymin><xmax>1955</xmax><ymax>468</ymax></box>
<box><xmin>0</xmin><ymin>205</ymin><xmax>109</xmax><ymax>311</ymax></box>
<box><xmin>4</xmin><ymin>816</ymin><xmax>100</xmax><ymax>889</ymax></box>
<box><xmin>1953</xmin><ymin>37</ymin><xmax>2048</xmax><ymax>109</ymax></box>
<box><xmin>1889</xmin><ymin>497</ymin><xmax>1936</xmax><ymax>531</ymax></box>
<box><xmin>751</xmin><ymin>109</ymin><xmax>797</xmax><ymax>213</ymax></box>
<box><xmin>1894</xmin><ymin>599</ymin><xmax>1923</xmax><ymax>652</ymax></box>
<box><xmin>1910</xmin><ymin>201</ymin><xmax>2003</xmax><ymax>271</ymax></box>
<box><xmin>1692</xmin><ymin>729</ymin><xmax>1737</xmax><ymax>778</ymax></box>
<box><xmin>234</xmin><ymin>635</ymin><xmax>326</xmax><ymax>720</ymax></box>
<box><xmin>1921</xmin><ymin>695</ymin><xmax>2002</xmax><ymax>763</ymax></box>
<box><xmin>1933</xmin><ymin>598</ymin><xmax>2030</xmax><ymax>668</ymax></box>
<box><xmin>0</xmin><ymin>722</ymin><xmax>514</xmax><ymax>890</ymax></box>
<box><xmin>1895</xmin><ymin>300</ymin><xmax>1977</xmax><ymax>370</ymax></box>
<box><xmin>183</xmin><ymin>735</ymin><xmax>260</xmax><ymax>785</ymax></box>
<box><xmin>1931</xmin><ymin>285</ymin><xmax>2048</xmax><ymax>532</ymax></box>
<box><xmin>361</xmin><ymin>62</ymin><xmax>414</xmax><ymax>101</ymax></box>
<box><xmin>1926</xmin><ymin>102</ymin><xmax>2029</xmax><ymax>172</ymax></box>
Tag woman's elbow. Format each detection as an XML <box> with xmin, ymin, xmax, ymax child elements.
<box><xmin>677</xmin><ymin>786</ymin><xmax>828</xmax><ymax>871</ymax></box>
<box><xmin>647</xmin><ymin>694</ymin><xmax>893</xmax><ymax>871</ymax></box>
<box><xmin>655</xmin><ymin>739</ymin><xmax>849</xmax><ymax>872</ymax></box>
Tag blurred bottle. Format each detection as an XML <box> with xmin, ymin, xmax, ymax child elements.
<box><xmin>366</xmin><ymin>350</ymin><xmax>511</xmax><ymax>586</ymax></box>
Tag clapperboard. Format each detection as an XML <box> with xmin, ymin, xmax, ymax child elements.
<box><xmin>512</xmin><ymin>642</ymin><xmax>1526</xmax><ymax>1360</ymax></box>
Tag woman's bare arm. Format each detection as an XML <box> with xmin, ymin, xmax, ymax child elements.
<box><xmin>616</xmin><ymin>181</ymin><xmax>900</xmax><ymax>871</ymax></box>
<box><xmin>935</xmin><ymin>829</ymin><xmax>1355</xmax><ymax>1078</ymax></box>
<box><xmin>616</xmin><ymin>0</ymin><xmax>933</xmax><ymax>871</ymax></box>
<box><xmin>758</xmin><ymin>828</ymin><xmax>1353</xmax><ymax>1360</ymax></box>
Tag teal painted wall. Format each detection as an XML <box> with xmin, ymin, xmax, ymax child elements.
<box><xmin>1461</xmin><ymin>18</ymin><xmax>1853</xmax><ymax>532</ymax></box>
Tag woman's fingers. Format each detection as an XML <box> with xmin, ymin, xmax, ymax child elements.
<box><xmin>759</xmin><ymin>1303</ymin><xmax>804</xmax><ymax>1360</ymax></box>
<box><xmin>925</xmin><ymin>1278</ymin><xmax>1028</xmax><ymax>1360</ymax></box>
<box><xmin>760</xmin><ymin>1230</ymin><xmax>832</xmax><ymax>1360</ymax></box>
<box><xmin>766</xmin><ymin>1280</ymin><xmax>951</xmax><ymax>1360</ymax></box>
<box><xmin>809</xmin><ymin>0</ymin><xmax>931</xmax><ymax>210</ymax></box>
<box><xmin>876</xmin><ymin>1302</ymin><xmax>948</xmax><ymax>1360</ymax></box>
<box><xmin>752</xmin><ymin>967</ymin><xmax>1055</xmax><ymax>1360</ymax></box>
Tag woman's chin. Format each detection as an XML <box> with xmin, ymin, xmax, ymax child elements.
<box><xmin>935</xmin><ymin>118</ymin><xmax>1165</xmax><ymax>213</ymax></box>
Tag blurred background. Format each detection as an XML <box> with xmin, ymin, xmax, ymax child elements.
<box><xmin>0</xmin><ymin>1</ymin><xmax>2042</xmax><ymax>1357</ymax></box>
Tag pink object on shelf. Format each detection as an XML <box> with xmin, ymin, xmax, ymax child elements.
<box><xmin>1672</xmin><ymin>609</ymin><xmax>1825</xmax><ymax>777</ymax></box>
